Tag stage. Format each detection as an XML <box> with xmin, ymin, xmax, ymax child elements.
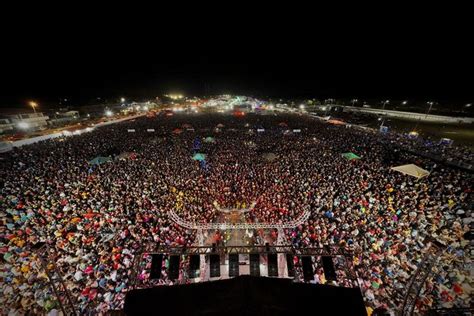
<box><xmin>125</xmin><ymin>275</ymin><xmax>367</xmax><ymax>316</ymax></box>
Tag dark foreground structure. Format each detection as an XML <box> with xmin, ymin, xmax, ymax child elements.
<box><xmin>124</xmin><ymin>275</ymin><xmax>367</xmax><ymax>316</ymax></box>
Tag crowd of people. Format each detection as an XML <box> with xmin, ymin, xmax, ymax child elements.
<box><xmin>382</xmin><ymin>130</ymin><xmax>474</xmax><ymax>168</ymax></box>
<box><xmin>1</xmin><ymin>111</ymin><xmax>472</xmax><ymax>315</ymax></box>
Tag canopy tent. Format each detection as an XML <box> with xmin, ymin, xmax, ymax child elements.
<box><xmin>116</xmin><ymin>152</ymin><xmax>137</xmax><ymax>161</ymax></box>
<box><xmin>88</xmin><ymin>156</ymin><xmax>112</xmax><ymax>165</ymax></box>
<box><xmin>173</xmin><ymin>128</ymin><xmax>183</xmax><ymax>134</ymax></box>
<box><xmin>262</xmin><ymin>152</ymin><xmax>278</xmax><ymax>162</ymax></box>
<box><xmin>278</xmin><ymin>122</ymin><xmax>288</xmax><ymax>127</ymax></box>
<box><xmin>204</xmin><ymin>136</ymin><xmax>215</xmax><ymax>143</ymax></box>
<box><xmin>391</xmin><ymin>164</ymin><xmax>430</xmax><ymax>179</ymax></box>
<box><xmin>193</xmin><ymin>137</ymin><xmax>202</xmax><ymax>150</ymax></box>
<box><xmin>216</xmin><ymin>123</ymin><xmax>225</xmax><ymax>128</ymax></box>
<box><xmin>342</xmin><ymin>152</ymin><xmax>361</xmax><ymax>160</ymax></box>
<box><xmin>192</xmin><ymin>153</ymin><xmax>206</xmax><ymax>161</ymax></box>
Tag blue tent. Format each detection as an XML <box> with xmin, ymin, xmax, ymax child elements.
<box><xmin>88</xmin><ymin>156</ymin><xmax>112</xmax><ymax>165</ymax></box>
<box><xmin>199</xmin><ymin>159</ymin><xmax>209</xmax><ymax>171</ymax></box>
<box><xmin>192</xmin><ymin>153</ymin><xmax>206</xmax><ymax>161</ymax></box>
<box><xmin>193</xmin><ymin>137</ymin><xmax>202</xmax><ymax>150</ymax></box>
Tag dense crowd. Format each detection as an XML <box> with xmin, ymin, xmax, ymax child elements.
<box><xmin>1</xmin><ymin>112</ymin><xmax>472</xmax><ymax>315</ymax></box>
<box><xmin>325</xmin><ymin>111</ymin><xmax>474</xmax><ymax>166</ymax></box>
<box><xmin>382</xmin><ymin>131</ymin><xmax>474</xmax><ymax>167</ymax></box>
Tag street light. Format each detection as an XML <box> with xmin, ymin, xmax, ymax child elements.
<box><xmin>425</xmin><ymin>101</ymin><xmax>434</xmax><ymax>118</ymax></box>
<box><xmin>351</xmin><ymin>99</ymin><xmax>358</xmax><ymax>106</ymax></box>
<box><xmin>402</xmin><ymin>100</ymin><xmax>408</xmax><ymax>105</ymax></box>
<box><xmin>120</xmin><ymin>97</ymin><xmax>126</xmax><ymax>103</ymax></box>
<box><xmin>382</xmin><ymin>100</ymin><xmax>390</xmax><ymax>110</ymax></box>
<box><xmin>29</xmin><ymin>101</ymin><xmax>38</xmax><ymax>113</ymax></box>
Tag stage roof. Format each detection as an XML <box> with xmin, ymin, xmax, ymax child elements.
<box><xmin>124</xmin><ymin>276</ymin><xmax>367</xmax><ymax>316</ymax></box>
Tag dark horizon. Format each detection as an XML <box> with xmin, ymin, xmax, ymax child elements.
<box><xmin>2</xmin><ymin>16</ymin><xmax>473</xmax><ymax>109</ymax></box>
<box><xmin>2</xmin><ymin>54</ymin><xmax>473</xmax><ymax>109</ymax></box>
<box><xmin>2</xmin><ymin>63</ymin><xmax>473</xmax><ymax>109</ymax></box>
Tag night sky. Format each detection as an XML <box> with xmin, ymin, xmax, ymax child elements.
<box><xmin>1</xmin><ymin>12</ymin><xmax>472</xmax><ymax>108</ymax></box>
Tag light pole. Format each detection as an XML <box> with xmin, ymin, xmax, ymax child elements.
<box><xmin>351</xmin><ymin>99</ymin><xmax>358</xmax><ymax>106</ymax></box>
<box><xmin>379</xmin><ymin>117</ymin><xmax>387</xmax><ymax>131</ymax></box>
<box><xmin>377</xmin><ymin>100</ymin><xmax>389</xmax><ymax>128</ymax></box>
<box><xmin>425</xmin><ymin>101</ymin><xmax>434</xmax><ymax>119</ymax></box>
<box><xmin>413</xmin><ymin>101</ymin><xmax>435</xmax><ymax>132</ymax></box>
<box><xmin>380</xmin><ymin>100</ymin><xmax>390</xmax><ymax>126</ymax></box>
<box><xmin>29</xmin><ymin>101</ymin><xmax>38</xmax><ymax>113</ymax></box>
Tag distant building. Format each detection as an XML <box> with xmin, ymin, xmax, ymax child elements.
<box><xmin>48</xmin><ymin>110</ymin><xmax>80</xmax><ymax>126</ymax></box>
<box><xmin>0</xmin><ymin>118</ymin><xmax>15</xmax><ymax>134</ymax></box>
<box><xmin>130</xmin><ymin>102</ymin><xmax>157</xmax><ymax>111</ymax></box>
<box><xmin>121</xmin><ymin>102</ymin><xmax>158</xmax><ymax>114</ymax></box>
<box><xmin>6</xmin><ymin>113</ymin><xmax>50</xmax><ymax>131</ymax></box>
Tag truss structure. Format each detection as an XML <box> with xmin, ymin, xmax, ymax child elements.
<box><xmin>400</xmin><ymin>239</ymin><xmax>445</xmax><ymax>316</ymax></box>
<box><xmin>132</xmin><ymin>243</ymin><xmax>358</xmax><ymax>290</ymax></box>
<box><xmin>33</xmin><ymin>242</ymin><xmax>78</xmax><ymax>316</ymax></box>
<box><xmin>168</xmin><ymin>209</ymin><xmax>311</xmax><ymax>230</ymax></box>
<box><xmin>145</xmin><ymin>244</ymin><xmax>352</xmax><ymax>256</ymax></box>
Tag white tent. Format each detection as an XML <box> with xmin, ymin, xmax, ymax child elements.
<box><xmin>391</xmin><ymin>164</ymin><xmax>430</xmax><ymax>179</ymax></box>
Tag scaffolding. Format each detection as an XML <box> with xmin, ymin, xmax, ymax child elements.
<box><xmin>131</xmin><ymin>244</ymin><xmax>359</xmax><ymax>290</ymax></box>
<box><xmin>33</xmin><ymin>242</ymin><xmax>78</xmax><ymax>316</ymax></box>
<box><xmin>399</xmin><ymin>238</ymin><xmax>445</xmax><ymax>316</ymax></box>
